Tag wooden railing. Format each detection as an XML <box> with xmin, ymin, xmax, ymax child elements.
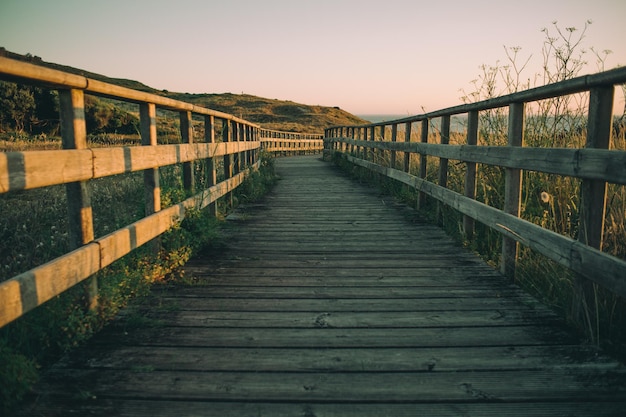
<box><xmin>325</xmin><ymin>67</ymin><xmax>626</xmax><ymax>316</ymax></box>
<box><xmin>0</xmin><ymin>56</ymin><xmax>321</xmax><ymax>327</ymax></box>
<box><xmin>261</xmin><ymin>129</ymin><xmax>324</xmax><ymax>153</ymax></box>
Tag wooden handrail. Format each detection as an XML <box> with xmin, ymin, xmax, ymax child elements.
<box><xmin>0</xmin><ymin>56</ymin><xmax>321</xmax><ymax>327</ymax></box>
<box><xmin>325</xmin><ymin>67</ymin><xmax>626</xmax><ymax>308</ymax></box>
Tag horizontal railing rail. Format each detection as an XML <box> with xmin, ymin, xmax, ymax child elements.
<box><xmin>260</xmin><ymin>128</ymin><xmax>324</xmax><ymax>154</ymax></box>
<box><xmin>325</xmin><ymin>67</ymin><xmax>626</xmax><ymax>316</ymax></box>
<box><xmin>0</xmin><ymin>57</ymin><xmax>321</xmax><ymax>327</ymax></box>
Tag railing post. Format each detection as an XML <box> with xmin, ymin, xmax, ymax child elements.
<box><xmin>59</xmin><ymin>88</ymin><xmax>97</xmax><ymax>310</ymax></box>
<box><xmin>140</xmin><ymin>103</ymin><xmax>161</xmax><ymax>252</ymax></box>
<box><xmin>463</xmin><ymin>110</ymin><xmax>479</xmax><ymax>240</ymax></box>
<box><xmin>437</xmin><ymin>115</ymin><xmax>450</xmax><ymax>226</ymax></box>
<box><xmin>254</xmin><ymin>127</ymin><xmax>260</xmax><ymax>163</ymax></box>
<box><xmin>180</xmin><ymin>110</ymin><xmax>194</xmax><ymax>194</ymax></box>
<box><xmin>360</xmin><ymin>127</ymin><xmax>366</xmax><ymax>159</ymax></box>
<box><xmin>246</xmin><ymin>125</ymin><xmax>253</xmax><ymax>166</ymax></box>
<box><xmin>417</xmin><ymin>119</ymin><xmax>429</xmax><ymax>209</ymax></box>
<box><xmin>501</xmin><ymin>102</ymin><xmax>525</xmax><ymax>280</ymax></box>
<box><xmin>403</xmin><ymin>121</ymin><xmax>412</xmax><ymax>173</ymax></box>
<box><xmin>390</xmin><ymin>124</ymin><xmax>398</xmax><ymax>168</ymax></box>
<box><xmin>338</xmin><ymin>127</ymin><xmax>343</xmax><ymax>153</ymax></box>
<box><xmin>347</xmin><ymin>127</ymin><xmax>353</xmax><ymax>155</ymax></box>
<box><xmin>222</xmin><ymin>118</ymin><xmax>233</xmax><ymax>209</ymax></box>
<box><xmin>571</xmin><ymin>85</ymin><xmax>614</xmax><ymax>342</ymax></box>
<box><xmin>232</xmin><ymin>121</ymin><xmax>241</xmax><ymax>174</ymax></box>
<box><xmin>378</xmin><ymin>125</ymin><xmax>385</xmax><ymax>165</ymax></box>
<box><xmin>369</xmin><ymin>126</ymin><xmax>375</xmax><ymax>162</ymax></box>
<box><xmin>205</xmin><ymin>115</ymin><xmax>218</xmax><ymax>216</ymax></box>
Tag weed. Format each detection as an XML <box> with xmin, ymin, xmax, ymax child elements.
<box><xmin>332</xmin><ymin>20</ymin><xmax>626</xmax><ymax>359</ymax></box>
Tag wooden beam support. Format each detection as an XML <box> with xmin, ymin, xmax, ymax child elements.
<box><xmin>463</xmin><ymin>111</ymin><xmax>479</xmax><ymax>241</ymax></box>
<box><xmin>59</xmin><ymin>88</ymin><xmax>97</xmax><ymax>310</ymax></box>
<box><xmin>180</xmin><ymin>110</ymin><xmax>195</xmax><ymax>194</ymax></box>
<box><xmin>205</xmin><ymin>115</ymin><xmax>218</xmax><ymax>216</ymax></box>
<box><xmin>437</xmin><ymin>115</ymin><xmax>451</xmax><ymax>226</ymax></box>
<box><xmin>501</xmin><ymin>102</ymin><xmax>525</xmax><ymax>280</ymax></box>
<box><xmin>571</xmin><ymin>85</ymin><xmax>614</xmax><ymax>342</ymax></box>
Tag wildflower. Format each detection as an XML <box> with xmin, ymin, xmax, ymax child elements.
<box><xmin>540</xmin><ymin>192</ymin><xmax>551</xmax><ymax>203</ymax></box>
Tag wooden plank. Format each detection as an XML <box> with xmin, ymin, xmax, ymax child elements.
<box><xmin>24</xmin><ymin>400</ymin><xmax>626</xmax><ymax>417</ymax></box>
<box><xmin>0</xmin><ymin>244</ymin><xmax>100</xmax><ymax>327</ymax></box>
<box><xmin>464</xmin><ymin>110</ymin><xmax>478</xmax><ymax>239</ymax></box>
<box><xmin>140</xmin><ymin>102</ymin><xmax>160</xmax><ymax>218</ymax></box>
<box><xmin>36</xmin><ymin>368</ymin><xmax>626</xmax><ymax>403</ymax></box>
<box><xmin>571</xmin><ymin>85</ymin><xmax>614</xmax><ymax>336</ymax></box>
<box><xmin>110</xmin><ymin>326</ymin><xmax>577</xmax><ymax>348</ymax></box>
<box><xmin>157</xmin><ymin>286</ymin><xmax>524</xmax><ymax>299</ymax></box>
<box><xmin>501</xmin><ymin>102</ymin><xmax>524</xmax><ymax>279</ymax></box>
<box><xmin>205</xmin><ymin>114</ymin><xmax>218</xmax><ymax>216</ymax></box>
<box><xmin>201</xmin><ymin>258</ymin><xmax>491</xmax><ymax>269</ymax></box>
<box><xmin>64</xmin><ymin>345</ymin><xmax>616</xmax><ymax>372</ymax></box>
<box><xmin>0</xmin><ymin>137</ymin><xmax>249</xmax><ymax>194</ymax></box>
<box><xmin>98</xmin><ymin>205</ymin><xmax>182</xmax><ymax>267</ymax></box>
<box><xmin>143</xmin><ymin>297</ymin><xmax>541</xmax><ymax>312</ymax></box>
<box><xmin>91</xmin><ymin>142</ymin><xmax>260</xmax><ymax>178</ymax></box>
<box><xmin>334</xmin><ymin>138</ymin><xmax>626</xmax><ymax>185</ymax></box>
<box><xmin>0</xmin><ymin>55</ymin><xmax>87</xmax><ymax>89</ymax></box>
<box><xmin>179</xmin><ymin>110</ymin><xmax>195</xmax><ymax>192</ymax></box>
<box><xmin>182</xmin><ymin>266</ymin><xmax>503</xmax><ymax>282</ymax></box>
<box><xmin>59</xmin><ymin>88</ymin><xmax>97</xmax><ymax>309</ymax></box>
<box><xmin>0</xmin><ymin>149</ymin><xmax>93</xmax><ymax>193</ymax></box>
<box><xmin>135</xmin><ymin>310</ymin><xmax>558</xmax><ymax>328</ymax></box>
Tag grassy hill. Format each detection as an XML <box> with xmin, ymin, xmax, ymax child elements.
<box><xmin>166</xmin><ymin>92</ymin><xmax>365</xmax><ymax>133</ymax></box>
<box><xmin>1</xmin><ymin>48</ymin><xmax>366</xmax><ymax>134</ymax></box>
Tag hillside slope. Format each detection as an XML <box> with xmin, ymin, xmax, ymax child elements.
<box><xmin>167</xmin><ymin>92</ymin><xmax>365</xmax><ymax>133</ymax></box>
<box><xmin>1</xmin><ymin>48</ymin><xmax>366</xmax><ymax>133</ymax></box>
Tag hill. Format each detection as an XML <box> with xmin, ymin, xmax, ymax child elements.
<box><xmin>166</xmin><ymin>92</ymin><xmax>365</xmax><ymax>133</ymax></box>
<box><xmin>1</xmin><ymin>48</ymin><xmax>366</xmax><ymax>134</ymax></box>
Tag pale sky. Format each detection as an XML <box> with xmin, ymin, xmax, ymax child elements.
<box><xmin>0</xmin><ymin>0</ymin><xmax>624</xmax><ymax>115</ymax></box>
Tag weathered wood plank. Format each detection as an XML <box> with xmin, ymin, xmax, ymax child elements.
<box><xmin>0</xmin><ymin>149</ymin><xmax>93</xmax><ymax>193</ymax></box>
<box><xmin>0</xmin><ymin>142</ymin><xmax>261</xmax><ymax>194</ymax></box>
<box><xmin>24</xmin><ymin>400</ymin><xmax>626</xmax><ymax>417</ymax></box>
<box><xmin>62</xmin><ymin>345</ymin><xmax>617</xmax><ymax>372</ymax></box>
<box><xmin>145</xmin><ymin>296</ymin><xmax>536</xmax><ymax>312</ymax></box>
<box><xmin>179</xmin><ymin>269</ymin><xmax>504</xmax><ymax>284</ymax></box>
<box><xmin>156</xmin><ymin>286</ymin><xmax>524</xmax><ymax>299</ymax></box>
<box><xmin>0</xmin><ymin>244</ymin><xmax>101</xmax><ymax>327</ymax></box>
<box><xmin>36</xmin><ymin>368</ymin><xmax>626</xmax><ymax>403</ymax></box>
<box><xmin>134</xmin><ymin>310</ymin><xmax>558</xmax><ymax>328</ymax></box>
<box><xmin>334</xmin><ymin>138</ymin><xmax>626</xmax><ymax>185</ymax></box>
<box><xmin>92</xmin><ymin>142</ymin><xmax>260</xmax><ymax>178</ymax></box>
<box><xmin>104</xmin><ymin>326</ymin><xmax>577</xmax><ymax>348</ymax></box>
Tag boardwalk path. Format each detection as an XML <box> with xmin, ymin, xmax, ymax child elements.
<box><xmin>22</xmin><ymin>156</ymin><xmax>626</xmax><ymax>416</ymax></box>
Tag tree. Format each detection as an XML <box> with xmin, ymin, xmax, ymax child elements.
<box><xmin>0</xmin><ymin>81</ymin><xmax>35</xmax><ymax>132</ymax></box>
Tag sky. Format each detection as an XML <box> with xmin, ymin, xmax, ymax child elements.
<box><xmin>0</xmin><ymin>0</ymin><xmax>625</xmax><ymax>115</ymax></box>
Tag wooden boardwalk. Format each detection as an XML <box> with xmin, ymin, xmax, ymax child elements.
<box><xmin>20</xmin><ymin>156</ymin><xmax>626</xmax><ymax>416</ymax></box>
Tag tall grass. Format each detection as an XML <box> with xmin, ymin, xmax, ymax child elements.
<box><xmin>336</xmin><ymin>21</ymin><xmax>626</xmax><ymax>358</ymax></box>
